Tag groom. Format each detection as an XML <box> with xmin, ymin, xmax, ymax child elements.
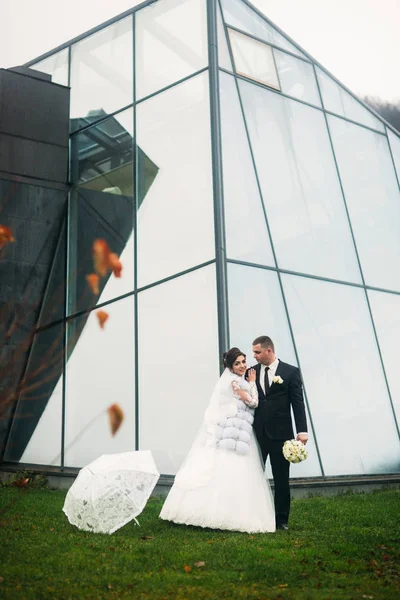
<box><xmin>248</xmin><ymin>335</ymin><xmax>308</xmax><ymax>530</ymax></box>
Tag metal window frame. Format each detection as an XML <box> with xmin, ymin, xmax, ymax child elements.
<box><xmin>218</xmin><ymin>0</ymin><xmax>325</xmax><ymax>476</ymax></box>
<box><xmin>9</xmin><ymin>0</ymin><xmax>400</xmax><ymax>474</ymax></box>
<box><xmin>238</xmin><ymin>0</ymin><xmax>400</xmax><ymax>138</ymax></box>
<box><xmin>227</xmin><ymin>26</ymin><xmax>281</xmax><ymax>91</ymax></box>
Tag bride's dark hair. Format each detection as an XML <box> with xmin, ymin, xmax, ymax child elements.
<box><xmin>222</xmin><ymin>347</ymin><xmax>246</xmax><ymax>370</ymax></box>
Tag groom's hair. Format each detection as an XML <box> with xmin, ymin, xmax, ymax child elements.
<box><xmin>252</xmin><ymin>336</ymin><xmax>275</xmax><ymax>352</ymax></box>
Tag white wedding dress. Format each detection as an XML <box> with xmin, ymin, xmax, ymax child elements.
<box><xmin>160</xmin><ymin>369</ymin><xmax>275</xmax><ymax>533</ymax></box>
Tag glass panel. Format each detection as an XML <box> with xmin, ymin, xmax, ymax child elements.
<box><xmin>227</xmin><ymin>263</ymin><xmax>322</xmax><ymax>478</ymax></box>
<box><xmin>138</xmin><ymin>265</ymin><xmax>219</xmax><ymax>475</ymax></box>
<box><xmin>220</xmin><ymin>72</ymin><xmax>274</xmax><ymax>266</ymax></box>
<box><xmin>316</xmin><ymin>68</ymin><xmax>385</xmax><ymax>132</ymax></box>
<box><xmin>137</xmin><ymin>72</ymin><xmax>214</xmax><ymax>288</ymax></box>
<box><xmin>239</xmin><ymin>79</ymin><xmax>362</xmax><ymax>283</ymax></box>
<box><xmin>70</xmin><ymin>17</ymin><xmax>133</xmax><ymax>132</ymax></box>
<box><xmin>67</xmin><ymin>188</ymin><xmax>135</xmax><ymax>314</ymax></box>
<box><xmin>221</xmin><ymin>0</ymin><xmax>307</xmax><ymax>59</ymax></box>
<box><xmin>136</xmin><ymin>0</ymin><xmax>207</xmax><ymax>101</ymax></box>
<box><xmin>228</xmin><ymin>28</ymin><xmax>280</xmax><ymax>90</ymax></box>
<box><xmin>282</xmin><ymin>274</ymin><xmax>400</xmax><ymax>476</ymax></box>
<box><xmin>5</xmin><ymin>323</ymin><xmax>64</xmax><ymax>466</ymax></box>
<box><xmin>217</xmin><ymin>2</ymin><xmax>233</xmax><ymax>71</ymax></box>
<box><xmin>71</xmin><ymin>109</ymin><xmax>134</xmax><ymax>193</ymax></box>
<box><xmin>31</xmin><ymin>49</ymin><xmax>69</xmax><ymax>86</ymax></box>
<box><xmin>387</xmin><ymin>129</ymin><xmax>400</xmax><ymax>183</ymax></box>
<box><xmin>68</xmin><ymin>109</ymin><xmax>139</xmax><ymax>312</ymax></box>
<box><xmin>64</xmin><ymin>296</ymin><xmax>135</xmax><ymax>467</ymax></box>
<box><xmin>328</xmin><ymin>114</ymin><xmax>400</xmax><ymax>291</ymax></box>
<box><xmin>368</xmin><ymin>289</ymin><xmax>400</xmax><ymax>431</ymax></box>
<box><xmin>274</xmin><ymin>49</ymin><xmax>321</xmax><ymax>107</ymax></box>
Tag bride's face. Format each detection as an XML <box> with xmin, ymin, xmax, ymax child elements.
<box><xmin>232</xmin><ymin>355</ymin><xmax>247</xmax><ymax>376</ymax></box>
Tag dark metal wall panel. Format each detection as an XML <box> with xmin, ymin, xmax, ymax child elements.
<box><xmin>0</xmin><ymin>69</ymin><xmax>69</xmax><ymax>147</ymax></box>
<box><xmin>0</xmin><ymin>180</ymin><xmax>67</xmax><ymax>461</ymax></box>
<box><xmin>0</xmin><ymin>66</ymin><xmax>70</xmax><ymax>462</ymax></box>
<box><xmin>7</xmin><ymin>66</ymin><xmax>51</xmax><ymax>82</ymax></box>
<box><xmin>0</xmin><ymin>170</ymin><xmax>68</xmax><ymax>192</ymax></box>
<box><xmin>0</xmin><ymin>133</ymin><xmax>68</xmax><ymax>183</ymax></box>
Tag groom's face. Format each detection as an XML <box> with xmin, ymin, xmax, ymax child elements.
<box><xmin>253</xmin><ymin>344</ymin><xmax>274</xmax><ymax>366</ymax></box>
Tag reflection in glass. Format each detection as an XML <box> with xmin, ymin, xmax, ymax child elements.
<box><xmin>221</xmin><ymin>0</ymin><xmax>307</xmax><ymax>59</ymax></box>
<box><xmin>274</xmin><ymin>49</ymin><xmax>321</xmax><ymax>107</ymax></box>
<box><xmin>137</xmin><ymin>72</ymin><xmax>214</xmax><ymax>288</ymax></box>
<box><xmin>69</xmin><ymin>109</ymin><xmax>134</xmax><ymax>313</ymax></box>
<box><xmin>64</xmin><ymin>297</ymin><xmax>135</xmax><ymax>467</ymax></box>
<box><xmin>282</xmin><ymin>274</ymin><xmax>400</xmax><ymax>475</ymax></box>
<box><xmin>228</xmin><ymin>28</ymin><xmax>280</xmax><ymax>90</ymax></box>
<box><xmin>5</xmin><ymin>323</ymin><xmax>64</xmax><ymax>465</ymax></box>
<box><xmin>66</xmin><ymin>187</ymin><xmax>134</xmax><ymax>314</ymax></box>
<box><xmin>239</xmin><ymin>78</ymin><xmax>362</xmax><ymax>283</ymax></box>
<box><xmin>316</xmin><ymin>68</ymin><xmax>385</xmax><ymax>132</ymax></box>
<box><xmin>70</xmin><ymin>17</ymin><xmax>133</xmax><ymax>131</ymax></box>
<box><xmin>71</xmin><ymin>109</ymin><xmax>135</xmax><ymax>195</ymax></box>
<box><xmin>136</xmin><ymin>0</ymin><xmax>207</xmax><ymax>100</ymax></box>
<box><xmin>227</xmin><ymin>263</ymin><xmax>322</xmax><ymax>478</ymax></box>
<box><xmin>220</xmin><ymin>72</ymin><xmax>274</xmax><ymax>266</ymax></box>
<box><xmin>139</xmin><ymin>265</ymin><xmax>219</xmax><ymax>475</ymax></box>
<box><xmin>68</xmin><ymin>108</ymin><xmax>159</xmax><ymax>312</ymax></box>
<box><xmin>31</xmin><ymin>49</ymin><xmax>69</xmax><ymax>86</ymax></box>
<box><xmin>328</xmin><ymin>114</ymin><xmax>400</xmax><ymax>291</ymax></box>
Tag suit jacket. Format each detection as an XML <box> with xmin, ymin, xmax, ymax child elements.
<box><xmin>249</xmin><ymin>361</ymin><xmax>307</xmax><ymax>442</ymax></box>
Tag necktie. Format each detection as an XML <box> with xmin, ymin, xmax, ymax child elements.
<box><xmin>264</xmin><ymin>366</ymin><xmax>270</xmax><ymax>396</ymax></box>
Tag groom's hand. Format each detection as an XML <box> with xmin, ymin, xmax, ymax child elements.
<box><xmin>296</xmin><ymin>433</ymin><xmax>308</xmax><ymax>445</ymax></box>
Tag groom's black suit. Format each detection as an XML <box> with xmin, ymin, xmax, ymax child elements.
<box><xmin>249</xmin><ymin>360</ymin><xmax>307</xmax><ymax>528</ymax></box>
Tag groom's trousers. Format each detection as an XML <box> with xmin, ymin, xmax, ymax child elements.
<box><xmin>259</xmin><ymin>436</ymin><xmax>290</xmax><ymax>527</ymax></box>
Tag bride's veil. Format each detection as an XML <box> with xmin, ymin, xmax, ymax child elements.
<box><xmin>173</xmin><ymin>368</ymin><xmax>238</xmax><ymax>490</ymax></box>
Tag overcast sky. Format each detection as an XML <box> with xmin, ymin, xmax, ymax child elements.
<box><xmin>0</xmin><ymin>0</ymin><xmax>398</xmax><ymax>103</ymax></box>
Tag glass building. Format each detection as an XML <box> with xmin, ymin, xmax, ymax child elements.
<box><xmin>2</xmin><ymin>0</ymin><xmax>400</xmax><ymax>479</ymax></box>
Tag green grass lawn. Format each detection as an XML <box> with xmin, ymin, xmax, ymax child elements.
<box><xmin>0</xmin><ymin>488</ymin><xmax>399</xmax><ymax>599</ymax></box>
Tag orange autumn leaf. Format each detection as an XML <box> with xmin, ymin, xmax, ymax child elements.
<box><xmin>12</xmin><ymin>477</ymin><xmax>30</xmax><ymax>488</ymax></box>
<box><xmin>86</xmin><ymin>273</ymin><xmax>100</xmax><ymax>295</ymax></box>
<box><xmin>108</xmin><ymin>253</ymin><xmax>123</xmax><ymax>278</ymax></box>
<box><xmin>184</xmin><ymin>565</ymin><xmax>192</xmax><ymax>573</ymax></box>
<box><xmin>107</xmin><ymin>404</ymin><xmax>124</xmax><ymax>436</ymax></box>
<box><xmin>96</xmin><ymin>310</ymin><xmax>109</xmax><ymax>330</ymax></box>
<box><xmin>92</xmin><ymin>239</ymin><xmax>123</xmax><ymax>280</ymax></box>
<box><xmin>0</xmin><ymin>224</ymin><xmax>15</xmax><ymax>248</ymax></box>
<box><xmin>93</xmin><ymin>239</ymin><xmax>111</xmax><ymax>277</ymax></box>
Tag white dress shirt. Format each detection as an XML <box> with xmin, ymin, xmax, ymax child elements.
<box><xmin>259</xmin><ymin>358</ymin><xmax>280</xmax><ymax>394</ymax></box>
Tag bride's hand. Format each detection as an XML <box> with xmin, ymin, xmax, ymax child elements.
<box><xmin>247</xmin><ymin>368</ymin><xmax>256</xmax><ymax>383</ymax></box>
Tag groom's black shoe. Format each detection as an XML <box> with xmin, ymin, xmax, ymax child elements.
<box><xmin>276</xmin><ymin>523</ymin><xmax>289</xmax><ymax>531</ymax></box>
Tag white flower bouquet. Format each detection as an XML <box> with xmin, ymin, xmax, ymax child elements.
<box><xmin>282</xmin><ymin>439</ymin><xmax>308</xmax><ymax>463</ymax></box>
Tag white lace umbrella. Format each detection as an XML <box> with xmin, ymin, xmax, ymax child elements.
<box><xmin>63</xmin><ymin>450</ymin><xmax>160</xmax><ymax>534</ymax></box>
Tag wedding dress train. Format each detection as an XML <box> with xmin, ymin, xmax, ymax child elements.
<box><xmin>160</xmin><ymin>369</ymin><xmax>275</xmax><ymax>533</ymax></box>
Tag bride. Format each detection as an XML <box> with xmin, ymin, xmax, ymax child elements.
<box><xmin>159</xmin><ymin>347</ymin><xmax>275</xmax><ymax>533</ymax></box>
